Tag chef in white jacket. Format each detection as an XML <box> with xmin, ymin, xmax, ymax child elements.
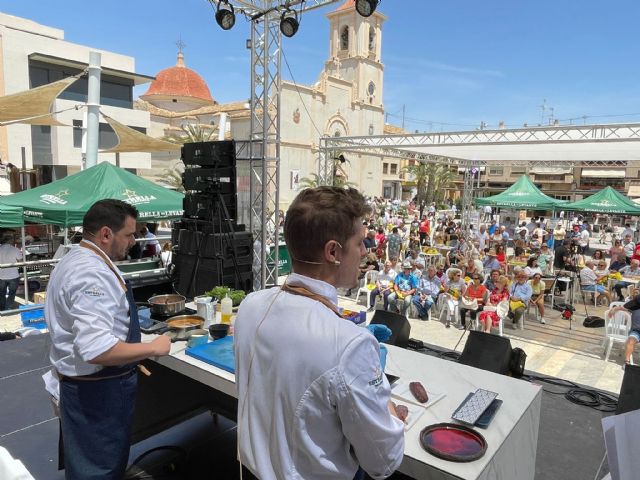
<box><xmin>234</xmin><ymin>187</ymin><xmax>404</xmax><ymax>480</ymax></box>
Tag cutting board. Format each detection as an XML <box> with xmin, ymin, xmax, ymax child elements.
<box><xmin>186</xmin><ymin>335</ymin><xmax>235</xmax><ymax>373</ymax></box>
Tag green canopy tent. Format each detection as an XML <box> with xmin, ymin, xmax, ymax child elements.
<box><xmin>560</xmin><ymin>186</ymin><xmax>640</xmax><ymax>215</ymax></box>
<box><xmin>0</xmin><ymin>162</ymin><xmax>184</xmax><ymax>227</ymax></box>
<box><xmin>0</xmin><ymin>204</ymin><xmax>24</xmax><ymax>228</ymax></box>
<box><xmin>474</xmin><ymin>175</ymin><xmax>567</xmax><ymax>210</ymax></box>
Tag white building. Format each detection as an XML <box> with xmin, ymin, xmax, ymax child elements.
<box><xmin>0</xmin><ymin>12</ymin><xmax>154</xmax><ymax>186</ymax></box>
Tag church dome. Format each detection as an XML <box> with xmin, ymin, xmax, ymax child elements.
<box><xmin>336</xmin><ymin>0</ymin><xmax>355</xmax><ymax>11</ymax></box>
<box><xmin>141</xmin><ymin>52</ymin><xmax>215</xmax><ymax>112</ymax></box>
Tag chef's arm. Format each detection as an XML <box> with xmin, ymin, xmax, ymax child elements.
<box><xmin>89</xmin><ymin>336</ymin><xmax>171</xmax><ymax>366</ymax></box>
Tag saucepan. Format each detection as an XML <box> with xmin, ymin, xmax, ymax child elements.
<box><xmin>147</xmin><ymin>294</ymin><xmax>186</xmax><ymax>317</ymax></box>
<box><xmin>157</xmin><ymin>314</ymin><xmax>205</xmax><ymax>341</ymax></box>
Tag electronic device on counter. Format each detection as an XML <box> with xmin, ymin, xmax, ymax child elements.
<box><xmin>451</xmin><ymin>388</ymin><xmax>498</xmax><ymax>426</ymax></box>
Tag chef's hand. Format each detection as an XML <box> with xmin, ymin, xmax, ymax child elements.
<box><xmin>151</xmin><ymin>335</ymin><xmax>171</xmax><ymax>356</ymax></box>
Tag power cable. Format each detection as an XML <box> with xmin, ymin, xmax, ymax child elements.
<box><xmin>281</xmin><ymin>46</ymin><xmax>324</xmax><ymax>139</ymax></box>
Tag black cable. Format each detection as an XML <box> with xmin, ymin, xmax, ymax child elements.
<box><xmin>527</xmin><ymin>374</ymin><xmax>618</xmax><ymax>412</ymax></box>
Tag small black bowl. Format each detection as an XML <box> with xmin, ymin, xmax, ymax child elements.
<box><xmin>209</xmin><ymin>323</ymin><xmax>230</xmax><ymax>340</ymax></box>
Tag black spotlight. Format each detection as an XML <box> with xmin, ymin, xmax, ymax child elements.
<box><xmin>355</xmin><ymin>0</ymin><xmax>379</xmax><ymax>17</ymax></box>
<box><xmin>280</xmin><ymin>9</ymin><xmax>299</xmax><ymax>38</ymax></box>
<box><xmin>215</xmin><ymin>0</ymin><xmax>236</xmax><ymax>30</ymax></box>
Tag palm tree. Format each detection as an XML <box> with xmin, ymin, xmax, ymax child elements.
<box><xmin>404</xmin><ymin>161</ymin><xmax>456</xmax><ymax>215</ymax></box>
<box><xmin>158</xmin><ymin>161</ymin><xmax>185</xmax><ymax>192</ymax></box>
<box><xmin>299</xmin><ymin>155</ymin><xmax>357</xmax><ymax>188</ymax></box>
<box><xmin>163</xmin><ymin>124</ymin><xmax>217</xmax><ymax>144</ymax></box>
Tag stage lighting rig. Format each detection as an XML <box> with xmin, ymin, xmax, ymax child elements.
<box><xmin>215</xmin><ymin>0</ymin><xmax>236</xmax><ymax>30</ymax></box>
<box><xmin>355</xmin><ymin>0</ymin><xmax>379</xmax><ymax>17</ymax></box>
<box><xmin>280</xmin><ymin>8</ymin><xmax>300</xmax><ymax>38</ymax></box>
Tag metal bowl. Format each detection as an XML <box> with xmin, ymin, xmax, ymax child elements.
<box><xmin>148</xmin><ymin>294</ymin><xmax>186</xmax><ymax>316</ymax></box>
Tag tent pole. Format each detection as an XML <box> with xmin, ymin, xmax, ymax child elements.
<box><xmin>21</xmin><ymin>226</ymin><xmax>29</xmax><ymax>305</ymax></box>
<box><xmin>85</xmin><ymin>51</ymin><xmax>102</xmax><ymax>168</ymax></box>
<box><xmin>63</xmin><ymin>228</ymin><xmax>68</xmax><ymax>246</ymax></box>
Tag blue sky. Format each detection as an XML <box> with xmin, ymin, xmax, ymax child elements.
<box><xmin>3</xmin><ymin>0</ymin><xmax>640</xmax><ymax>133</ymax></box>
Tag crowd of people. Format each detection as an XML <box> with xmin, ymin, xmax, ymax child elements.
<box><xmin>348</xmin><ymin>200</ymin><xmax>640</xmax><ymax>334</ymax></box>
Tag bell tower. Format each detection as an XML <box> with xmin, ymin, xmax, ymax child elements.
<box><xmin>325</xmin><ymin>0</ymin><xmax>386</xmax><ymax>107</ymax></box>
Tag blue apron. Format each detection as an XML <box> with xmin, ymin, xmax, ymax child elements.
<box><xmin>58</xmin><ymin>279</ymin><xmax>141</xmax><ymax>480</ymax></box>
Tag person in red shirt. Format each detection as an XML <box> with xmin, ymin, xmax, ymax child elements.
<box><xmin>419</xmin><ymin>216</ymin><xmax>430</xmax><ymax>246</ymax></box>
<box><xmin>495</xmin><ymin>244</ymin><xmax>506</xmax><ymax>264</ymax></box>
<box><xmin>459</xmin><ymin>274</ymin><xmax>487</xmax><ymax>330</ymax></box>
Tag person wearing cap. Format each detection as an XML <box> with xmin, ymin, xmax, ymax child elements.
<box><xmin>483</xmin><ymin>249</ymin><xmax>501</xmax><ymax>272</ymax></box>
<box><xmin>387</xmin><ymin>261</ymin><xmax>418</xmax><ymax>316</ymax></box>
<box><xmin>487</xmin><ymin>220</ymin><xmax>498</xmax><ymax>236</ymax></box>
<box><xmin>413</xmin><ymin>265</ymin><xmax>441</xmax><ymax>320</ymax></box>
<box><xmin>553</xmin><ymin>223</ymin><xmax>566</xmax><ymax>249</ymax></box>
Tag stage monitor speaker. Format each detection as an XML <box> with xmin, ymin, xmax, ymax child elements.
<box><xmin>617</xmin><ymin>364</ymin><xmax>640</xmax><ymax>415</ymax></box>
<box><xmin>182</xmin><ymin>140</ymin><xmax>236</xmax><ymax>167</ymax></box>
<box><xmin>459</xmin><ymin>331</ymin><xmax>512</xmax><ymax>376</ymax></box>
<box><xmin>370</xmin><ymin>310</ymin><xmax>411</xmax><ymax>349</ymax></box>
<box><xmin>182</xmin><ymin>167</ymin><xmax>236</xmax><ymax>194</ymax></box>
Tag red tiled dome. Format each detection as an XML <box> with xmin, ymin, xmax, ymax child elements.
<box><xmin>142</xmin><ymin>53</ymin><xmax>214</xmax><ymax>106</ymax></box>
<box><xmin>336</xmin><ymin>0</ymin><xmax>355</xmax><ymax>11</ymax></box>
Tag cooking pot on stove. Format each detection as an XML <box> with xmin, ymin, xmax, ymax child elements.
<box><xmin>147</xmin><ymin>294</ymin><xmax>186</xmax><ymax>317</ymax></box>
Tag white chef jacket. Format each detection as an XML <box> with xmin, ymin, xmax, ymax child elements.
<box><xmin>0</xmin><ymin>244</ymin><xmax>23</xmax><ymax>280</ymax></box>
<box><xmin>234</xmin><ymin>273</ymin><xmax>405</xmax><ymax>480</ymax></box>
<box><xmin>45</xmin><ymin>240</ymin><xmax>130</xmax><ymax>376</ymax></box>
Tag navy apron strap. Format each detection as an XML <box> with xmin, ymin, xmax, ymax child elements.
<box><xmin>125</xmin><ymin>280</ymin><xmax>141</xmax><ymax>344</ymax></box>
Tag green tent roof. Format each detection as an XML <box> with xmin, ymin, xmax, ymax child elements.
<box><xmin>0</xmin><ymin>162</ymin><xmax>184</xmax><ymax>226</ymax></box>
<box><xmin>561</xmin><ymin>186</ymin><xmax>640</xmax><ymax>215</ymax></box>
<box><xmin>475</xmin><ymin>175</ymin><xmax>566</xmax><ymax>209</ymax></box>
<box><xmin>0</xmin><ymin>204</ymin><xmax>24</xmax><ymax>228</ymax></box>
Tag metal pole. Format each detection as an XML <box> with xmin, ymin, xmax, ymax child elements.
<box><xmin>21</xmin><ymin>226</ymin><xmax>29</xmax><ymax>305</ymax></box>
<box><xmin>85</xmin><ymin>51</ymin><xmax>102</xmax><ymax>168</ymax></box>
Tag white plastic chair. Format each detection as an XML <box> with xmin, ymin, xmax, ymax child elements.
<box><xmin>437</xmin><ymin>292</ymin><xmax>459</xmax><ymax>327</ymax></box>
<box><xmin>494</xmin><ymin>299</ymin><xmax>509</xmax><ymax>336</ymax></box>
<box><xmin>603</xmin><ymin>309</ymin><xmax>633</xmax><ymax>363</ymax></box>
<box><xmin>601</xmin><ymin>302</ymin><xmax>626</xmax><ymax>347</ymax></box>
<box><xmin>355</xmin><ymin>270</ymin><xmax>379</xmax><ymax>307</ymax></box>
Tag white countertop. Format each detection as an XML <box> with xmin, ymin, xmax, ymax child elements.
<box><xmin>145</xmin><ymin>335</ymin><xmax>541</xmax><ymax>480</ymax></box>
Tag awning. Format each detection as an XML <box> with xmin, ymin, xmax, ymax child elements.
<box><xmin>0</xmin><ymin>77</ymin><xmax>77</xmax><ymax>126</ymax></box>
<box><xmin>530</xmin><ymin>167</ymin><xmax>572</xmax><ymax>175</ymax></box>
<box><xmin>29</xmin><ymin>53</ymin><xmax>155</xmax><ymax>86</ymax></box>
<box><xmin>581</xmin><ymin>169</ymin><xmax>626</xmax><ymax>178</ymax></box>
<box><xmin>628</xmin><ymin>185</ymin><xmax>640</xmax><ymax>198</ymax></box>
<box><xmin>100</xmin><ymin>113</ymin><xmax>180</xmax><ymax>153</ymax></box>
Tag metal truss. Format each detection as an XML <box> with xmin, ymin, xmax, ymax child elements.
<box><xmin>211</xmin><ymin>0</ymin><xmax>342</xmax><ymax>17</ymax></box>
<box><xmin>207</xmin><ymin>0</ymin><xmax>343</xmax><ymax>288</ymax></box>
<box><xmin>248</xmin><ymin>12</ymin><xmax>282</xmax><ymax>289</ymax></box>
<box><xmin>322</xmin><ymin>123</ymin><xmax>640</xmax><ymax>149</ymax></box>
<box><xmin>320</xmin><ymin>122</ymin><xmax>640</xmax><ymax>228</ymax></box>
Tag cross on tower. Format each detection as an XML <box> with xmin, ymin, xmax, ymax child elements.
<box><xmin>176</xmin><ymin>37</ymin><xmax>186</xmax><ymax>54</ymax></box>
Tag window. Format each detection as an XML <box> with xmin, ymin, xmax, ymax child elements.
<box><xmin>31</xmin><ymin>125</ymin><xmax>52</xmax><ymax>165</ymax></box>
<box><xmin>390</xmin><ymin>164</ymin><xmax>398</xmax><ymax>175</ymax></box>
<box><xmin>383</xmin><ymin>163</ymin><xmax>388</xmax><ymax>174</ymax></box>
<box><xmin>369</xmin><ymin>26</ymin><xmax>376</xmax><ymax>52</ymax></box>
<box><xmin>73</xmin><ymin>120</ymin><xmax>83</xmax><ymax>148</ymax></box>
<box><xmin>340</xmin><ymin>26</ymin><xmax>349</xmax><ymax>50</ymax></box>
<box><xmin>29</xmin><ymin>60</ymin><xmax>134</xmax><ymax>108</ymax></box>
<box><xmin>489</xmin><ymin>167</ymin><xmax>503</xmax><ymax>176</ymax></box>
<box><xmin>29</xmin><ymin>66</ymin><xmax>49</xmax><ymax>88</ymax></box>
<box><xmin>511</xmin><ymin>166</ymin><xmax>526</xmax><ymax>175</ymax></box>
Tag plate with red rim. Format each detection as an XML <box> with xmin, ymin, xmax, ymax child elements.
<box><xmin>419</xmin><ymin>423</ymin><xmax>487</xmax><ymax>462</ymax></box>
